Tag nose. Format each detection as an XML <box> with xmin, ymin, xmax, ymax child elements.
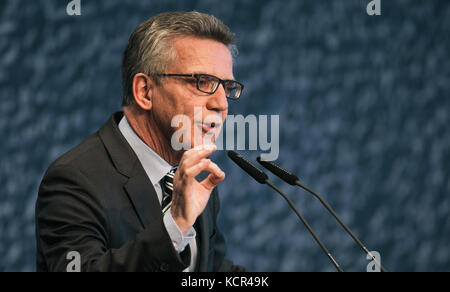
<box><xmin>206</xmin><ymin>83</ymin><xmax>228</xmax><ymax>113</ymax></box>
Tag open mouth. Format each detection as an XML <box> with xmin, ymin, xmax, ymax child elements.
<box><xmin>196</xmin><ymin>121</ymin><xmax>221</xmax><ymax>135</ymax></box>
<box><xmin>203</xmin><ymin>122</ymin><xmax>216</xmax><ymax>132</ymax></box>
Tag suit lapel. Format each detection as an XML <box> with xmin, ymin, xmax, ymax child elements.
<box><xmin>99</xmin><ymin>112</ymin><xmax>162</xmax><ymax>229</ymax></box>
<box><xmin>124</xmin><ymin>166</ymin><xmax>162</xmax><ymax>229</ymax></box>
<box><xmin>196</xmin><ymin>212</ymin><xmax>209</xmax><ymax>272</ymax></box>
<box><xmin>196</xmin><ymin>188</ymin><xmax>219</xmax><ymax>271</ymax></box>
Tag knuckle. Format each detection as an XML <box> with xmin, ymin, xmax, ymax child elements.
<box><xmin>184</xmin><ymin>169</ymin><xmax>193</xmax><ymax>177</ymax></box>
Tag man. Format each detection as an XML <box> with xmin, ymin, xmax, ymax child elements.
<box><xmin>35</xmin><ymin>11</ymin><xmax>244</xmax><ymax>272</ymax></box>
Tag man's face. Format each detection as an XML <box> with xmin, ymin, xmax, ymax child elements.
<box><xmin>150</xmin><ymin>36</ymin><xmax>233</xmax><ymax>150</ymax></box>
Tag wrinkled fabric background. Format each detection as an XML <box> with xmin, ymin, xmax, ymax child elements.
<box><xmin>1</xmin><ymin>0</ymin><xmax>449</xmax><ymax>272</ymax></box>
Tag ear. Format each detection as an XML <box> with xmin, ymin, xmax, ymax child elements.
<box><xmin>132</xmin><ymin>73</ymin><xmax>154</xmax><ymax>111</ymax></box>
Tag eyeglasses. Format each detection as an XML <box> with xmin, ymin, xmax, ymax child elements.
<box><xmin>154</xmin><ymin>73</ymin><xmax>244</xmax><ymax>100</ymax></box>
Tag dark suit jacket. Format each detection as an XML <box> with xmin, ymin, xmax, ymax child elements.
<box><xmin>35</xmin><ymin>112</ymin><xmax>237</xmax><ymax>272</ymax></box>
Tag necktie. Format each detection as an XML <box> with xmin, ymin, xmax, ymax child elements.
<box><xmin>161</xmin><ymin>168</ymin><xmax>177</xmax><ymax>214</ymax></box>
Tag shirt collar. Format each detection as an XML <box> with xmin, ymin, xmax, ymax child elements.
<box><xmin>118</xmin><ymin>116</ymin><xmax>172</xmax><ymax>186</ymax></box>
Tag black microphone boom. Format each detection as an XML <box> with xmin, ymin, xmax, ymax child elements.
<box><xmin>227</xmin><ymin>151</ymin><xmax>343</xmax><ymax>272</ymax></box>
<box><xmin>228</xmin><ymin>150</ymin><xmax>268</xmax><ymax>184</ymax></box>
<box><xmin>257</xmin><ymin>156</ymin><xmax>387</xmax><ymax>272</ymax></box>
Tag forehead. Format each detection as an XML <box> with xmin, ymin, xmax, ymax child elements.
<box><xmin>169</xmin><ymin>36</ymin><xmax>234</xmax><ymax>79</ymax></box>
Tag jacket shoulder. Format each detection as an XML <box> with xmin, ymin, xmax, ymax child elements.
<box><xmin>46</xmin><ymin>131</ymin><xmax>109</xmax><ymax>176</ymax></box>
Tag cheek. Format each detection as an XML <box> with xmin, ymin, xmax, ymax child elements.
<box><xmin>155</xmin><ymin>89</ymin><xmax>188</xmax><ymax>123</ymax></box>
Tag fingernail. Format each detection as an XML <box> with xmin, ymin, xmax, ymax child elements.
<box><xmin>204</xmin><ymin>144</ymin><xmax>216</xmax><ymax>151</ymax></box>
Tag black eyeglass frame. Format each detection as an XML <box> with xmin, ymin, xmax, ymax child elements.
<box><xmin>154</xmin><ymin>73</ymin><xmax>244</xmax><ymax>100</ymax></box>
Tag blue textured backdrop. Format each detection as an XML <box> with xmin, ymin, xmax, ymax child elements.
<box><xmin>1</xmin><ymin>0</ymin><xmax>449</xmax><ymax>272</ymax></box>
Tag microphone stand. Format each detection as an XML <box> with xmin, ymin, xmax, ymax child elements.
<box><xmin>265</xmin><ymin>179</ymin><xmax>344</xmax><ymax>272</ymax></box>
<box><xmin>227</xmin><ymin>150</ymin><xmax>343</xmax><ymax>272</ymax></box>
<box><xmin>294</xmin><ymin>180</ymin><xmax>387</xmax><ymax>272</ymax></box>
<box><xmin>256</xmin><ymin>157</ymin><xmax>387</xmax><ymax>272</ymax></box>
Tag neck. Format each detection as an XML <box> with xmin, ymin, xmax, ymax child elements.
<box><xmin>123</xmin><ymin>106</ymin><xmax>182</xmax><ymax>166</ymax></box>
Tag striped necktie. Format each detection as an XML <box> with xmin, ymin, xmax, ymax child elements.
<box><xmin>161</xmin><ymin>168</ymin><xmax>177</xmax><ymax>214</ymax></box>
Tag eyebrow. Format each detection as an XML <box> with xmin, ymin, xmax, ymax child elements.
<box><xmin>193</xmin><ymin>72</ymin><xmax>236</xmax><ymax>81</ymax></box>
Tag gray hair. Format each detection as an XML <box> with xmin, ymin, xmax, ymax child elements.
<box><xmin>121</xmin><ymin>11</ymin><xmax>237</xmax><ymax>107</ymax></box>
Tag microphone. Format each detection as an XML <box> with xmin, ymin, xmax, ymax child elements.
<box><xmin>228</xmin><ymin>150</ymin><xmax>268</xmax><ymax>184</ymax></box>
<box><xmin>227</xmin><ymin>151</ymin><xmax>344</xmax><ymax>272</ymax></box>
<box><xmin>257</xmin><ymin>157</ymin><xmax>387</xmax><ymax>272</ymax></box>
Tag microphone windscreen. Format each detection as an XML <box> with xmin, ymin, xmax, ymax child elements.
<box><xmin>257</xmin><ymin>157</ymin><xmax>299</xmax><ymax>185</ymax></box>
<box><xmin>228</xmin><ymin>151</ymin><xmax>268</xmax><ymax>184</ymax></box>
